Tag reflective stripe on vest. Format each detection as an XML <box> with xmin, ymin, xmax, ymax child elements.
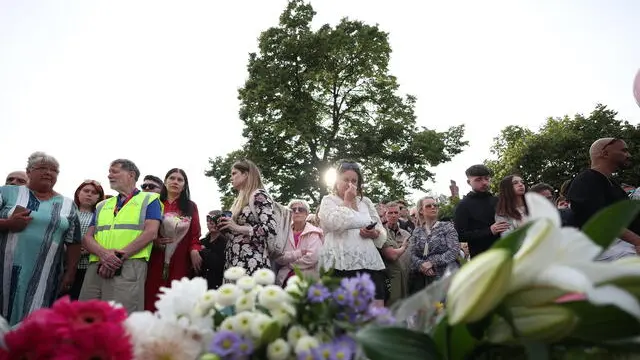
<box><xmin>89</xmin><ymin>191</ymin><xmax>160</xmax><ymax>262</ymax></box>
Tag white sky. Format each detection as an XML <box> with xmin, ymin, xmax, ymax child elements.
<box><xmin>2</xmin><ymin>0</ymin><xmax>640</xmax><ymax>230</ymax></box>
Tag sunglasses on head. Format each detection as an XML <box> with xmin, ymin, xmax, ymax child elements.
<box><xmin>338</xmin><ymin>162</ymin><xmax>361</xmax><ymax>171</ymax></box>
<box><xmin>141</xmin><ymin>183</ymin><xmax>159</xmax><ymax>190</ymax></box>
<box><xmin>290</xmin><ymin>206</ymin><xmax>308</xmax><ymax>213</ymax></box>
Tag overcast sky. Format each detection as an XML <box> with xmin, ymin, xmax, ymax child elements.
<box><xmin>2</xmin><ymin>0</ymin><xmax>640</xmax><ymax>229</ymax></box>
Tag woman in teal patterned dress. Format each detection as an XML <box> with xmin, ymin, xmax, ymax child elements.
<box><xmin>0</xmin><ymin>152</ymin><xmax>81</xmax><ymax>325</ymax></box>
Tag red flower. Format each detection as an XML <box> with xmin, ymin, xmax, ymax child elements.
<box><xmin>50</xmin><ymin>296</ymin><xmax>128</xmax><ymax>331</ymax></box>
<box><xmin>2</xmin><ymin>317</ymin><xmax>58</xmax><ymax>359</ymax></box>
<box><xmin>53</xmin><ymin>322</ymin><xmax>133</xmax><ymax>360</ymax></box>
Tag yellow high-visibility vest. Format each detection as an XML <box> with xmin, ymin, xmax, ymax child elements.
<box><xmin>89</xmin><ymin>191</ymin><xmax>161</xmax><ymax>262</ymax></box>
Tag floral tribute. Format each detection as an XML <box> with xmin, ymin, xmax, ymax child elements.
<box><xmin>0</xmin><ymin>267</ymin><xmax>393</xmax><ymax>359</ymax></box>
<box><xmin>0</xmin><ymin>297</ymin><xmax>132</xmax><ymax>359</ymax></box>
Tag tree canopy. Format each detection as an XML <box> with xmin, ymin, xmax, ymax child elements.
<box><xmin>485</xmin><ymin>104</ymin><xmax>640</xmax><ymax>193</ymax></box>
<box><xmin>207</xmin><ymin>0</ymin><xmax>467</xmax><ymax>208</ymax></box>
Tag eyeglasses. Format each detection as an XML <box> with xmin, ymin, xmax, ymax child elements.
<box><xmin>290</xmin><ymin>206</ymin><xmax>308</xmax><ymax>213</ymax></box>
<box><xmin>141</xmin><ymin>183</ymin><xmax>159</xmax><ymax>190</ymax></box>
<box><xmin>32</xmin><ymin>166</ymin><xmax>59</xmax><ymax>174</ymax></box>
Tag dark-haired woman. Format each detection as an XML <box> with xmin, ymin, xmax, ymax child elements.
<box><xmin>66</xmin><ymin>179</ymin><xmax>105</xmax><ymax>300</ymax></box>
<box><xmin>144</xmin><ymin>168</ymin><xmax>202</xmax><ymax>311</ymax></box>
<box><xmin>318</xmin><ymin>161</ymin><xmax>387</xmax><ymax>307</ymax></box>
<box><xmin>495</xmin><ymin>175</ymin><xmax>528</xmax><ymax>236</ymax></box>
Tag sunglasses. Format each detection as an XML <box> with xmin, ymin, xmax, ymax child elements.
<box><xmin>141</xmin><ymin>183</ymin><xmax>159</xmax><ymax>190</ymax></box>
<box><xmin>338</xmin><ymin>162</ymin><xmax>361</xmax><ymax>171</ymax></box>
<box><xmin>424</xmin><ymin>204</ymin><xmax>439</xmax><ymax>209</ymax></box>
<box><xmin>290</xmin><ymin>206</ymin><xmax>308</xmax><ymax>213</ymax></box>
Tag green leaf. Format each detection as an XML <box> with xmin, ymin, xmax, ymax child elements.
<box><xmin>433</xmin><ymin>315</ymin><xmax>478</xmax><ymax>360</ymax></box>
<box><xmin>558</xmin><ymin>301</ymin><xmax>640</xmax><ymax>341</ymax></box>
<box><xmin>259</xmin><ymin>321</ymin><xmax>282</xmax><ymax>344</ymax></box>
<box><xmin>355</xmin><ymin>326</ymin><xmax>440</xmax><ymax>360</ymax></box>
<box><xmin>490</xmin><ymin>223</ymin><xmax>532</xmax><ymax>256</ymax></box>
<box><xmin>582</xmin><ymin>200</ymin><xmax>640</xmax><ymax>250</ymax></box>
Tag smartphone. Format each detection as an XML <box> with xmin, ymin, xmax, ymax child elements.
<box><xmin>114</xmin><ymin>253</ymin><xmax>124</xmax><ymax>276</ymax></box>
<box><xmin>14</xmin><ymin>205</ymin><xmax>31</xmax><ymax>215</ymax></box>
<box><xmin>366</xmin><ymin>222</ymin><xmax>377</xmax><ymax>230</ymax></box>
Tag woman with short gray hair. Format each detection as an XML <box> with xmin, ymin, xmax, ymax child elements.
<box><xmin>0</xmin><ymin>151</ymin><xmax>81</xmax><ymax>325</ymax></box>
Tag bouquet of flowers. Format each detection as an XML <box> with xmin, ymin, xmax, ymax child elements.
<box><xmin>159</xmin><ymin>212</ymin><xmax>192</xmax><ymax>280</ymax></box>
<box><xmin>126</xmin><ymin>267</ymin><xmax>394</xmax><ymax>359</ymax></box>
<box><xmin>0</xmin><ymin>297</ymin><xmax>133</xmax><ymax>359</ymax></box>
<box><xmin>363</xmin><ymin>192</ymin><xmax>640</xmax><ymax>359</ymax></box>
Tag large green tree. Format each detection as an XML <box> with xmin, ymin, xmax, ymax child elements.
<box><xmin>485</xmin><ymin>104</ymin><xmax>640</xmax><ymax>192</ymax></box>
<box><xmin>207</xmin><ymin>0</ymin><xmax>467</xmax><ymax>208</ymax></box>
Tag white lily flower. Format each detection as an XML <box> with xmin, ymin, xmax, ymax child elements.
<box><xmin>486</xmin><ymin>305</ymin><xmax>577</xmax><ymax>343</ymax></box>
<box><xmin>507</xmin><ymin>193</ymin><xmax>640</xmax><ymax>319</ymax></box>
<box><xmin>447</xmin><ymin>248</ymin><xmax>513</xmax><ymax>325</ymax></box>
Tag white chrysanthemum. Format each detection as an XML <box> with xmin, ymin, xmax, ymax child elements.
<box><xmin>294</xmin><ymin>335</ymin><xmax>320</xmax><ymax>355</ymax></box>
<box><xmin>235</xmin><ymin>293</ymin><xmax>256</xmax><ymax>313</ymax></box>
<box><xmin>155</xmin><ymin>277</ymin><xmax>208</xmax><ymax>318</ymax></box>
<box><xmin>224</xmin><ymin>266</ymin><xmax>247</xmax><ymax>281</ymax></box>
<box><xmin>271</xmin><ymin>302</ymin><xmax>296</xmax><ymax>327</ymax></box>
<box><xmin>199</xmin><ymin>289</ymin><xmax>218</xmax><ymax>310</ymax></box>
<box><xmin>249</xmin><ymin>313</ymin><xmax>274</xmax><ymax>339</ymax></box>
<box><xmin>237</xmin><ymin>275</ymin><xmax>257</xmax><ymax>291</ymax></box>
<box><xmin>284</xmin><ymin>283</ymin><xmax>303</xmax><ymax>296</ymax></box>
<box><xmin>125</xmin><ymin>312</ymin><xmax>205</xmax><ymax>360</ymax></box>
<box><xmin>219</xmin><ymin>316</ymin><xmax>238</xmax><ymax>332</ymax></box>
<box><xmin>216</xmin><ymin>284</ymin><xmax>242</xmax><ymax>307</ymax></box>
<box><xmin>253</xmin><ymin>268</ymin><xmax>276</xmax><ymax>285</ymax></box>
<box><xmin>286</xmin><ymin>325</ymin><xmax>308</xmax><ymax>347</ymax></box>
<box><xmin>251</xmin><ymin>284</ymin><xmax>264</xmax><ymax>297</ymax></box>
<box><xmin>232</xmin><ymin>312</ymin><xmax>254</xmax><ymax>336</ymax></box>
<box><xmin>258</xmin><ymin>285</ymin><xmax>286</xmax><ymax>309</ymax></box>
<box><xmin>267</xmin><ymin>338</ymin><xmax>291</xmax><ymax>360</ymax></box>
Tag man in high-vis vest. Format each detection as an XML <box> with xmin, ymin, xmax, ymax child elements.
<box><xmin>79</xmin><ymin>159</ymin><xmax>162</xmax><ymax>312</ymax></box>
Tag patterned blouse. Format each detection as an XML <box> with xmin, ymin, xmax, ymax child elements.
<box><xmin>76</xmin><ymin>211</ymin><xmax>94</xmax><ymax>270</ymax></box>
<box><xmin>224</xmin><ymin>189</ymin><xmax>277</xmax><ymax>275</ymax></box>
<box><xmin>410</xmin><ymin>221</ymin><xmax>461</xmax><ymax>279</ymax></box>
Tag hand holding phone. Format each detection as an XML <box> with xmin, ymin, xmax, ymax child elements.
<box><xmin>365</xmin><ymin>222</ymin><xmax>377</xmax><ymax>230</ymax></box>
<box><xmin>7</xmin><ymin>206</ymin><xmax>32</xmax><ymax>232</ymax></box>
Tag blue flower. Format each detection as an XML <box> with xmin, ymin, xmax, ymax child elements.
<box><xmin>353</xmin><ymin>273</ymin><xmax>376</xmax><ymax>300</ymax></box>
<box><xmin>209</xmin><ymin>330</ymin><xmax>241</xmax><ymax>357</ymax></box>
<box><xmin>307</xmin><ymin>283</ymin><xmax>331</xmax><ymax>303</ymax></box>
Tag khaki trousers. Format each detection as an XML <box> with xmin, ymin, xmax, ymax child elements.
<box><xmin>79</xmin><ymin>259</ymin><xmax>147</xmax><ymax>313</ymax></box>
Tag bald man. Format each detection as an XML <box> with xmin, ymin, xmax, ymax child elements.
<box><xmin>5</xmin><ymin>171</ymin><xmax>27</xmax><ymax>186</ymax></box>
<box><xmin>567</xmin><ymin>138</ymin><xmax>638</xmax><ymax>259</ymax></box>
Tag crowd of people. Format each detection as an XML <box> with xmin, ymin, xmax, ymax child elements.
<box><xmin>1</xmin><ymin>136</ymin><xmax>637</xmax><ymax>326</ymax></box>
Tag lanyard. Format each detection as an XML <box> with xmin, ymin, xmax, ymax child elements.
<box><xmin>114</xmin><ymin>190</ymin><xmax>138</xmax><ymax>216</ymax></box>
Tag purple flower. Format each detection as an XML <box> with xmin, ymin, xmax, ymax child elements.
<box><xmin>354</xmin><ymin>273</ymin><xmax>376</xmax><ymax>300</ymax></box>
<box><xmin>297</xmin><ymin>350</ymin><xmax>314</xmax><ymax>360</ymax></box>
<box><xmin>333</xmin><ymin>334</ymin><xmax>357</xmax><ymax>353</ymax></box>
<box><xmin>332</xmin><ymin>287</ymin><xmax>352</xmax><ymax>306</ymax></box>
<box><xmin>311</xmin><ymin>342</ymin><xmax>354</xmax><ymax>360</ymax></box>
<box><xmin>307</xmin><ymin>283</ymin><xmax>331</xmax><ymax>303</ymax></box>
<box><xmin>237</xmin><ymin>336</ymin><xmax>254</xmax><ymax>356</ymax></box>
<box><xmin>367</xmin><ymin>306</ymin><xmax>395</xmax><ymax>325</ymax></box>
<box><xmin>209</xmin><ymin>330</ymin><xmax>241</xmax><ymax>357</ymax></box>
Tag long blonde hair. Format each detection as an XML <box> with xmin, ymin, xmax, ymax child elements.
<box><xmin>230</xmin><ymin>159</ymin><xmax>264</xmax><ymax>220</ymax></box>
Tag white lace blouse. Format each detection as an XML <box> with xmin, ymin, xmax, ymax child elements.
<box><xmin>318</xmin><ymin>194</ymin><xmax>387</xmax><ymax>271</ymax></box>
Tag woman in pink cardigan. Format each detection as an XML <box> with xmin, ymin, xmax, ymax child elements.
<box><xmin>275</xmin><ymin>199</ymin><xmax>324</xmax><ymax>286</ymax></box>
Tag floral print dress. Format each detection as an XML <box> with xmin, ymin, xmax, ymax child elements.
<box><xmin>224</xmin><ymin>189</ymin><xmax>277</xmax><ymax>275</ymax></box>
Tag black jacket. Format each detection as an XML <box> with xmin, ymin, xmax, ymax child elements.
<box><xmin>453</xmin><ymin>191</ymin><xmax>499</xmax><ymax>257</ymax></box>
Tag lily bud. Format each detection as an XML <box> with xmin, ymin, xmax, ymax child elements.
<box><xmin>487</xmin><ymin>306</ymin><xmax>577</xmax><ymax>343</ymax></box>
<box><xmin>447</xmin><ymin>249</ymin><xmax>513</xmax><ymax>325</ymax></box>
